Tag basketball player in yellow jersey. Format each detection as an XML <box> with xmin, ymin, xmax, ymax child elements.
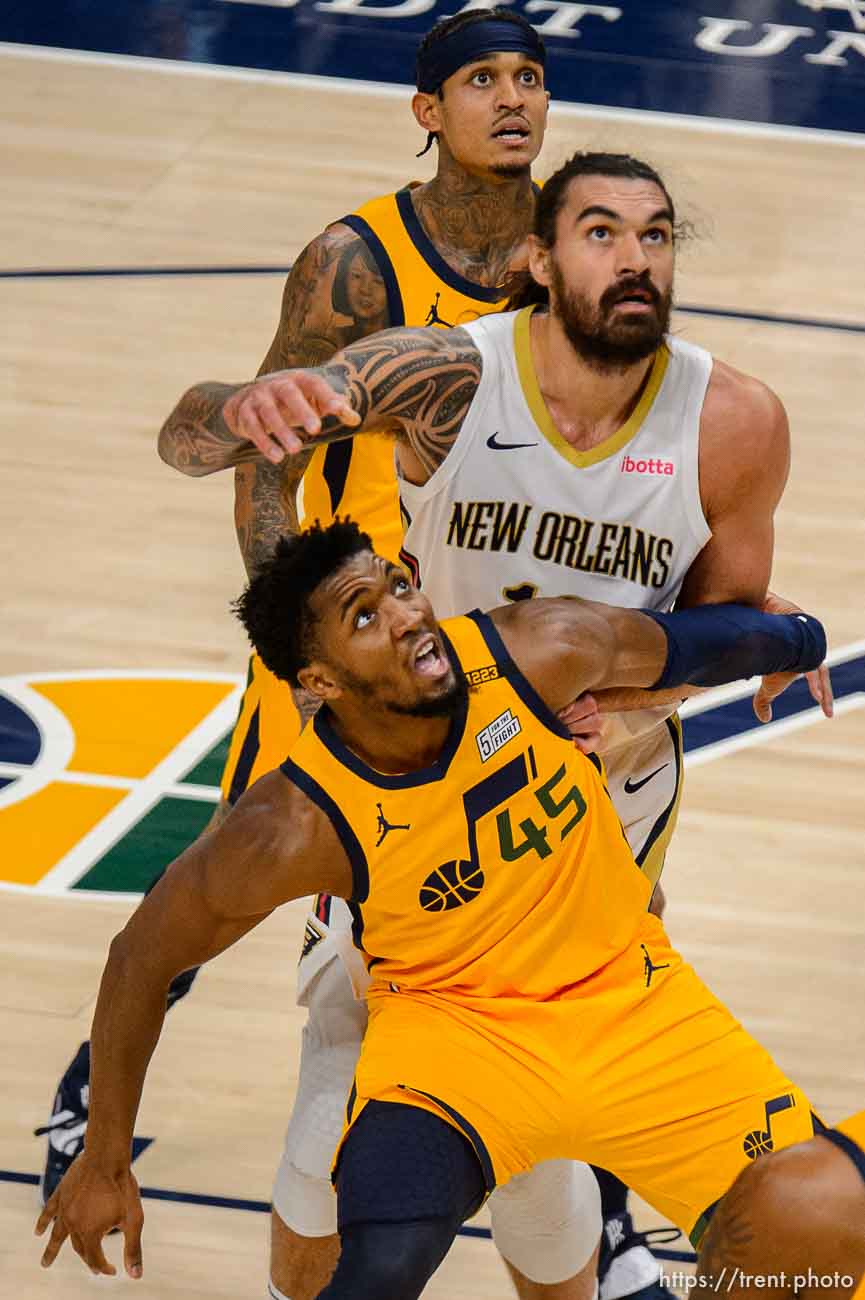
<box><xmin>159</xmin><ymin>7</ymin><xmax>549</xmax><ymax>801</ymax></box>
<box><xmin>698</xmin><ymin>1109</ymin><xmax>865</xmax><ymax>1297</ymax></box>
<box><xmin>40</xmin><ymin>14</ymin><xmax>592</xmax><ymax>1300</ymax></box>
<box><xmin>36</xmin><ymin>520</ymin><xmax>828</xmax><ymax>1295</ymax></box>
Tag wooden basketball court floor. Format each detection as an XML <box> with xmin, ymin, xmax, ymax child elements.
<box><xmin>1</xmin><ymin>42</ymin><xmax>864</xmax><ymax>1298</ymax></box>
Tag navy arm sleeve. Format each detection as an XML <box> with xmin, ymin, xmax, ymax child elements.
<box><xmin>645</xmin><ymin>605</ymin><xmax>826</xmax><ymax>690</ymax></box>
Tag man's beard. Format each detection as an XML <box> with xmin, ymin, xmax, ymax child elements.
<box><xmin>550</xmin><ymin>260</ymin><xmax>672</xmax><ymax>372</ymax></box>
<box><xmin>340</xmin><ymin>663</ymin><xmax>470</xmax><ymax>721</ymax></box>
<box><xmin>386</xmin><ymin>665</ymin><xmax>469</xmax><ymax>720</ymax></box>
<box><xmin>491</xmin><ymin>161</ymin><xmax>532</xmax><ymax>179</ymax></box>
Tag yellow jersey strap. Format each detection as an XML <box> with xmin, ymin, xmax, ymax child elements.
<box><xmin>342</xmin><ymin>188</ymin><xmax>511</xmax><ymax>327</ymax></box>
<box><xmin>388</xmin><ymin>189</ymin><xmax>504</xmax><ymax>307</ymax></box>
<box><xmin>280</xmin><ymin>756</ymin><xmax>370</xmax><ymax>904</ymax></box>
<box><xmin>824</xmin><ymin>1113</ymin><xmax>865</xmax><ymax>1186</ymax></box>
<box><xmin>450</xmin><ymin>609</ymin><xmax>573</xmax><ymax>743</ymax></box>
<box><xmin>341</xmin><ymin>195</ymin><xmax>406</xmax><ymax>326</ymax></box>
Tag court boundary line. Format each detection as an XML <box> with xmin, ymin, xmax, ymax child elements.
<box><xmin>2</xmin><ymin>264</ymin><xmax>863</xmax><ymax>336</ymax></box>
<box><xmin>0</xmin><ymin>1168</ymin><xmax>697</xmax><ymax>1260</ymax></box>
<box><xmin>2</xmin><ymin>40</ymin><xmax>864</xmax><ymax>148</ymax></box>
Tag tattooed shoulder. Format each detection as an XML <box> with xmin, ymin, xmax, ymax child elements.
<box><xmin>259</xmin><ymin>222</ymin><xmax>390</xmax><ymax>374</ymax></box>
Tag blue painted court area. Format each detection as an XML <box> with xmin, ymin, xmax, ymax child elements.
<box><xmin>2</xmin><ymin>0</ymin><xmax>863</xmax><ymax>135</ymax></box>
<box><xmin>0</xmin><ymin>692</ymin><xmax>41</xmax><ymax>789</ymax></box>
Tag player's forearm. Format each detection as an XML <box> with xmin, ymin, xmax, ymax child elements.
<box><xmin>593</xmin><ymin>602</ymin><xmax>825</xmax><ymax>697</ymax></box>
<box><xmin>158</xmin><ymin>382</ymin><xmax>264</xmax><ymax>476</ymax></box>
<box><xmin>220</xmin><ymin>328</ymin><xmax>480</xmax><ymax>475</ymax></box>
<box><xmin>84</xmin><ymin>932</ymin><xmax>172</xmax><ymax>1169</ymax></box>
<box><xmin>234</xmin><ymin>455</ymin><xmax>310</xmax><ymax>578</ymax></box>
<box><xmin>592</xmin><ymin>684</ymin><xmax>704</xmax><ymax>713</ymax></box>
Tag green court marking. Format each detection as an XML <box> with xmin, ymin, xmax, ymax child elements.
<box><xmin>73</xmin><ymin>798</ymin><xmax>215</xmax><ymax>893</ymax></box>
<box><xmin>180</xmin><ymin>731</ymin><xmax>231</xmax><ymax>788</ymax></box>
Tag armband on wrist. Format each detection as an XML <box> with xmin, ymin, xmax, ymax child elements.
<box><xmin>646</xmin><ymin>605</ymin><xmax>826</xmax><ymax>691</ymax></box>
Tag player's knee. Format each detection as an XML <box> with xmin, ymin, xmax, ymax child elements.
<box><xmin>324</xmin><ymin>1219</ymin><xmax>457</xmax><ymax>1300</ymax></box>
<box><xmin>490</xmin><ymin>1159</ymin><xmax>602</xmax><ymax>1284</ymax></box>
<box><xmin>272</xmin><ymin>1160</ymin><xmax>337</xmax><ymax>1238</ymax></box>
<box><xmin>700</xmin><ymin>1144</ymin><xmax>835</xmax><ymax>1279</ymax></box>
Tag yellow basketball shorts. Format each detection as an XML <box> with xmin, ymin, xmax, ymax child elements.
<box><xmin>340</xmin><ymin>912</ymin><xmax>819</xmax><ymax>1245</ymax></box>
<box><xmin>220</xmin><ymin>655</ymin><xmax>302</xmax><ymax>803</ymax></box>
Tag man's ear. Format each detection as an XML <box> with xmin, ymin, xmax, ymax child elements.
<box><xmin>527</xmin><ymin>234</ymin><xmax>553</xmax><ymax>288</ymax></box>
<box><xmin>412</xmin><ymin>90</ymin><xmax>443</xmax><ymax>136</ymax></box>
<box><xmin>297</xmin><ymin>662</ymin><xmax>342</xmax><ymax>702</ymax></box>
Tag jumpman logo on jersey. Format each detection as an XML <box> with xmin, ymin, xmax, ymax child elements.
<box><xmin>641</xmin><ymin>944</ymin><xmax>670</xmax><ymax>988</ymax></box>
<box><xmin>424</xmin><ymin>293</ymin><xmax>454</xmax><ymax>328</ymax></box>
<box><xmin>375</xmin><ymin>802</ymin><xmax>411</xmax><ymax>847</ymax></box>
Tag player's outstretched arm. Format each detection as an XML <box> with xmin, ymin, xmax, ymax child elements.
<box><xmin>490</xmin><ymin>596</ymin><xmax>826</xmax><ymax>717</ymax></box>
<box><xmin>34</xmin><ymin>771</ymin><xmax>350</xmax><ymax>1279</ymax></box>
<box><xmin>218</xmin><ymin>324</ymin><xmax>482</xmax><ymax>479</ymax></box>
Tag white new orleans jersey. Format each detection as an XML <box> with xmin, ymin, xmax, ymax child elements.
<box><xmin>399</xmin><ymin>306</ymin><xmax>713</xmax><ymax>880</ymax></box>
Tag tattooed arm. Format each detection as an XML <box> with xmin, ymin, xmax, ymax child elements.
<box><xmin>220</xmin><ymin>326</ymin><xmax>483</xmax><ymax>483</ymax></box>
<box><xmin>158</xmin><ymin>222</ymin><xmax>393</xmax><ymax>576</ymax></box>
<box><xmin>158</xmin><ymin>224</ymin><xmax>385</xmax><ymax>477</ymax></box>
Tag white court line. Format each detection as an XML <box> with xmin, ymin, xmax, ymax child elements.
<box><xmin>680</xmin><ymin>637</ymin><xmax>865</xmax><ymax>766</ymax></box>
<box><xmin>10</xmin><ymin>668</ymin><xmax>245</xmax><ymax>684</ymax></box>
<box><xmin>0</xmin><ymin>763</ymin><xmax>221</xmax><ymax>801</ymax></box>
<box><xmin>680</xmin><ymin>636</ymin><xmax>865</xmax><ymax>718</ymax></box>
<box><xmin>684</xmin><ymin>695</ymin><xmax>865</xmax><ymax>769</ymax></box>
<box><xmin>0</xmin><ymin>670</ymin><xmax>242</xmax><ymax>814</ymax></box>
<box><xmin>2</xmin><ymin>41</ymin><xmax>864</xmax><ymax>148</ymax></box>
<box><xmin>33</xmin><ymin>684</ymin><xmax>243</xmax><ymax>895</ymax></box>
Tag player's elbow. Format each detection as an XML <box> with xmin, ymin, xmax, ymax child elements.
<box><xmin>157</xmin><ymin>396</ymin><xmax>216</xmax><ymax>477</ymax></box>
<box><xmin>157</xmin><ymin>424</ymin><xmax>186</xmax><ymax>472</ymax></box>
<box><xmin>543</xmin><ymin>603</ymin><xmax>617</xmax><ymax>689</ymax></box>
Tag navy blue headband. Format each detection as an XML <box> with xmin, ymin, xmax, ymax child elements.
<box><xmin>416</xmin><ymin>20</ymin><xmax>546</xmax><ymax>94</ymax></box>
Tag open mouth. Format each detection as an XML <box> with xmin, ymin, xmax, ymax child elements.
<box><xmin>492</xmin><ymin>122</ymin><xmax>530</xmax><ymax>143</ymax></box>
<box><xmin>612</xmin><ymin>289</ymin><xmax>655</xmax><ymax>309</ymax></box>
<box><xmin>412</xmin><ymin>634</ymin><xmax>449</xmax><ymax>680</ymax></box>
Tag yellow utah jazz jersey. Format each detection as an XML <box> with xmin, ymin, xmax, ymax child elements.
<box><xmin>838</xmin><ymin>1110</ymin><xmax>865</xmax><ymax>1151</ymax></box>
<box><xmin>299</xmin><ymin>186</ymin><xmax>518</xmax><ymax>563</ymax></box>
<box><xmin>281</xmin><ymin>610</ymin><xmax>652</xmax><ymax>999</ymax></box>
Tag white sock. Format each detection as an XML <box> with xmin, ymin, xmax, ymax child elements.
<box><xmin>600</xmin><ymin>1244</ymin><xmax>661</xmax><ymax>1300</ymax></box>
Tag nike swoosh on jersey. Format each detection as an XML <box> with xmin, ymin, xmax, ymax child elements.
<box><xmin>486</xmin><ymin>432</ymin><xmax>538</xmax><ymax>451</ymax></box>
<box><xmin>623</xmin><ymin>763</ymin><xmax>669</xmax><ymax>794</ymax></box>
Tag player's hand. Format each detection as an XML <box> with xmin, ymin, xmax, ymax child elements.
<box><xmin>223</xmin><ymin>370</ymin><xmax>360</xmax><ymax>463</ymax></box>
<box><xmin>558</xmin><ymin>692</ymin><xmax>603</xmax><ymax>754</ymax></box>
<box><xmin>35</xmin><ymin>1154</ymin><xmax>144</xmax><ymax>1279</ymax></box>
<box><xmin>752</xmin><ymin>590</ymin><xmax>834</xmax><ymax>723</ymax></box>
